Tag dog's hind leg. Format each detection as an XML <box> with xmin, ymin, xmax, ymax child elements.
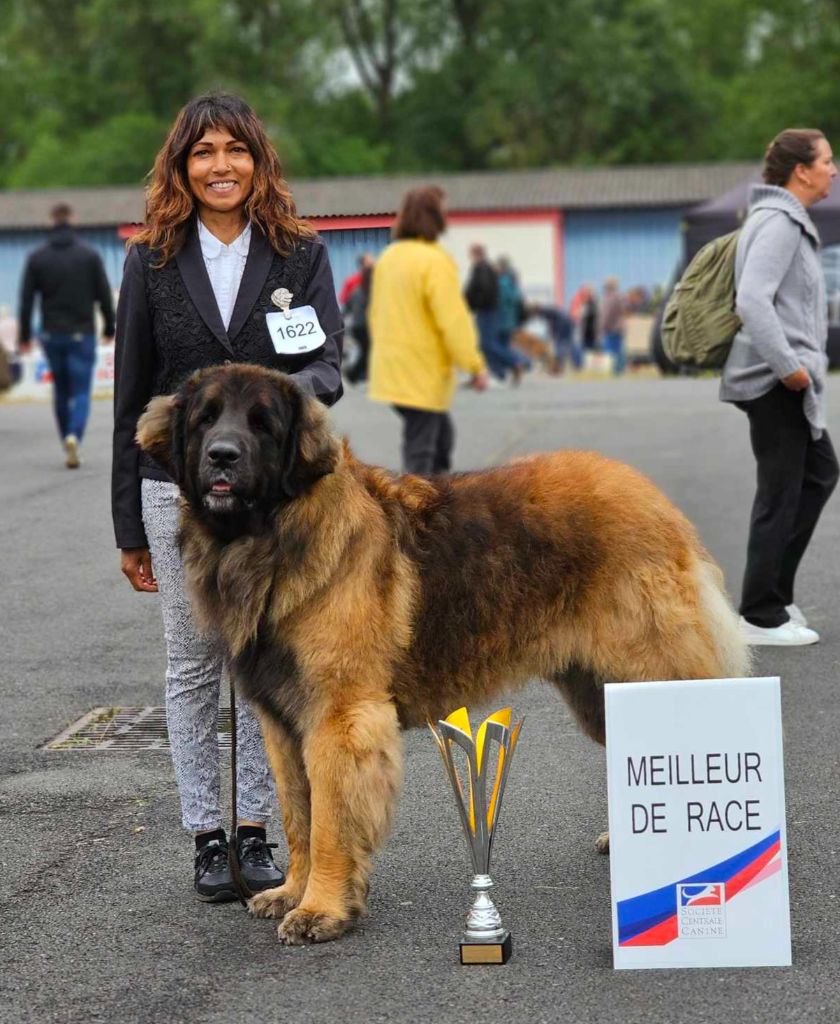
<box><xmin>551</xmin><ymin>665</ymin><xmax>610</xmax><ymax>854</ymax></box>
<box><xmin>248</xmin><ymin>713</ymin><xmax>312</xmax><ymax>921</ymax></box>
<box><xmin>552</xmin><ymin>664</ymin><xmax>605</xmax><ymax>746</ymax></box>
<box><xmin>554</xmin><ymin>555</ymin><xmax>749</xmax><ymax>856</ymax></box>
<box><xmin>276</xmin><ymin>699</ymin><xmax>403</xmax><ymax>946</ymax></box>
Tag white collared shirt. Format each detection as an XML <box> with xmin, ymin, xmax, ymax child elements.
<box><xmin>198</xmin><ymin>219</ymin><xmax>252</xmax><ymax>330</ymax></box>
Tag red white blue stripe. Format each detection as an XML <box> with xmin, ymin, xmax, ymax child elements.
<box><xmin>617</xmin><ymin>829</ymin><xmax>782</xmax><ymax>946</ymax></box>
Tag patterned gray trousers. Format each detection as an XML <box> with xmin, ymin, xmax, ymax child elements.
<box><xmin>141</xmin><ymin>479</ymin><xmax>275</xmax><ymax>832</ymax></box>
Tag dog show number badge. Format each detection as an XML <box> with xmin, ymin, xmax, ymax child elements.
<box><xmin>267</xmin><ymin>289</ymin><xmax>325</xmax><ymax>355</ymax></box>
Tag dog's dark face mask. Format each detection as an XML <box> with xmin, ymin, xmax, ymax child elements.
<box><xmin>138</xmin><ymin>366</ymin><xmax>339</xmax><ymax>542</ymax></box>
<box><xmin>187</xmin><ymin>384</ymin><xmax>289</xmax><ymax>521</ymax></box>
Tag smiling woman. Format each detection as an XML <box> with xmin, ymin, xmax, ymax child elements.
<box><xmin>186</xmin><ymin>129</ymin><xmax>255</xmax><ymax>232</ymax></box>
<box><xmin>111</xmin><ymin>92</ymin><xmax>344</xmax><ymax>904</ymax></box>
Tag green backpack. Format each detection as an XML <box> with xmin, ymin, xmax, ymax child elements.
<box><xmin>661</xmin><ymin>229</ymin><xmax>741</xmax><ymax>369</ymax></box>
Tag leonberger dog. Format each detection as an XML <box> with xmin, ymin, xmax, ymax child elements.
<box><xmin>137</xmin><ymin>363</ymin><xmax>748</xmax><ymax>946</ymax></box>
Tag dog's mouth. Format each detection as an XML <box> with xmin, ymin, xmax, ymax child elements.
<box><xmin>202</xmin><ymin>478</ymin><xmax>254</xmax><ymax>513</ymax></box>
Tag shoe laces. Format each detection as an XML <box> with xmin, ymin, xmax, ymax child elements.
<box><xmin>195</xmin><ymin>838</ymin><xmax>229</xmax><ymax>880</ymax></box>
<box><xmin>238</xmin><ymin>836</ymin><xmax>278</xmax><ymax>869</ymax></box>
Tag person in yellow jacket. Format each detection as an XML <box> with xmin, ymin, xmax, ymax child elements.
<box><xmin>369</xmin><ymin>185</ymin><xmax>489</xmax><ymax>475</ymax></box>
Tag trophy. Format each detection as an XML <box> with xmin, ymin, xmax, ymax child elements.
<box><xmin>429</xmin><ymin>706</ymin><xmax>523</xmax><ymax>965</ymax></box>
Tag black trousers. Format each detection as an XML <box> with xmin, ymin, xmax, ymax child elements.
<box><xmin>345</xmin><ymin>325</ymin><xmax>370</xmax><ymax>384</ymax></box>
<box><xmin>737</xmin><ymin>385</ymin><xmax>839</xmax><ymax>627</ymax></box>
<box><xmin>393</xmin><ymin>406</ymin><xmax>454</xmax><ymax>476</ymax></box>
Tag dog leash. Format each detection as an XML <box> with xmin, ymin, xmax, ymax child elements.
<box><xmin>227</xmin><ymin>674</ymin><xmax>255</xmax><ymax>908</ymax></box>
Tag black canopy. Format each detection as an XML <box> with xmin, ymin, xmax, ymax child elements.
<box><xmin>684</xmin><ymin>171</ymin><xmax>840</xmax><ymax>258</ymax></box>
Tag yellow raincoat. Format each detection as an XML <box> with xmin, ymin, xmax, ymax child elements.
<box><xmin>369</xmin><ymin>239</ymin><xmax>485</xmax><ymax>412</ymax></box>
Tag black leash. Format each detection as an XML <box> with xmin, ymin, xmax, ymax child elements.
<box><xmin>227</xmin><ymin>674</ymin><xmax>255</xmax><ymax>907</ymax></box>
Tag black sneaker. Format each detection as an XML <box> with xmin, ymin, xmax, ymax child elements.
<box><xmin>194</xmin><ymin>838</ymin><xmax>238</xmax><ymax>903</ymax></box>
<box><xmin>237</xmin><ymin>834</ymin><xmax>286</xmax><ymax>893</ymax></box>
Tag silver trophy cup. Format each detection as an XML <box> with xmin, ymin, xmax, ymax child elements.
<box><xmin>430</xmin><ymin>707</ymin><xmax>523</xmax><ymax>964</ymax></box>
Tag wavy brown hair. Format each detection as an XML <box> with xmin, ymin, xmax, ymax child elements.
<box><xmin>131</xmin><ymin>93</ymin><xmax>314</xmax><ymax>265</ymax></box>
<box><xmin>393</xmin><ymin>186</ymin><xmax>446</xmax><ymax>241</ymax></box>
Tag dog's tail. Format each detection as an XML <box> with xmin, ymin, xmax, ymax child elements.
<box><xmin>693</xmin><ymin>556</ymin><xmax>752</xmax><ymax>679</ymax></box>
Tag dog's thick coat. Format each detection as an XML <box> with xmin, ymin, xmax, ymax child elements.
<box><xmin>137</xmin><ymin>364</ymin><xmax>749</xmax><ymax>945</ymax></box>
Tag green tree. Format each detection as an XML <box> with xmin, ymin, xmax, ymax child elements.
<box><xmin>2</xmin><ymin>0</ymin><xmax>840</xmax><ymax>188</ymax></box>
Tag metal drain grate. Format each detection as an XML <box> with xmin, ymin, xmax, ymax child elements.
<box><xmin>44</xmin><ymin>706</ymin><xmax>232</xmax><ymax>751</ymax></box>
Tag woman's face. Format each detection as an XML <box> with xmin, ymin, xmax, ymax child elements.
<box><xmin>186</xmin><ymin>128</ymin><xmax>255</xmax><ymax>218</ymax></box>
<box><xmin>799</xmin><ymin>137</ymin><xmax>837</xmax><ymax>203</ymax></box>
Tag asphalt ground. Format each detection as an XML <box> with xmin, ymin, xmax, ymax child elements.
<box><xmin>2</xmin><ymin>372</ymin><xmax>840</xmax><ymax>1024</ymax></box>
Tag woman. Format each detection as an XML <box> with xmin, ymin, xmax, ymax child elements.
<box><xmin>112</xmin><ymin>93</ymin><xmax>343</xmax><ymax>900</ymax></box>
<box><xmin>721</xmin><ymin>128</ymin><xmax>838</xmax><ymax>646</ymax></box>
<box><xmin>496</xmin><ymin>256</ymin><xmax>530</xmax><ymax>383</ymax></box>
<box><xmin>368</xmin><ymin>186</ymin><xmax>487</xmax><ymax>475</ymax></box>
<box><xmin>598</xmin><ymin>277</ymin><xmax>626</xmax><ymax>374</ymax></box>
<box><xmin>343</xmin><ymin>258</ymin><xmax>373</xmax><ymax>385</ymax></box>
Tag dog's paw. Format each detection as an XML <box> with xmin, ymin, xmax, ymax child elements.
<box><xmin>594</xmin><ymin>830</ymin><xmax>610</xmax><ymax>855</ymax></box>
<box><xmin>248</xmin><ymin>885</ymin><xmax>302</xmax><ymax>920</ymax></box>
<box><xmin>277</xmin><ymin>908</ymin><xmax>349</xmax><ymax>945</ymax></box>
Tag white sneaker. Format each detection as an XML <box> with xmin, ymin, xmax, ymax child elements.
<box><xmin>740</xmin><ymin>617</ymin><xmax>819</xmax><ymax>646</ymax></box>
<box><xmin>64</xmin><ymin>434</ymin><xmax>80</xmax><ymax>469</ymax></box>
<box><xmin>785</xmin><ymin>604</ymin><xmax>807</xmax><ymax>627</ymax></box>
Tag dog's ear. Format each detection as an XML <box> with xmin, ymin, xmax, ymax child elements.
<box><xmin>136</xmin><ymin>393</ymin><xmax>186</xmax><ymax>483</ymax></box>
<box><xmin>278</xmin><ymin>384</ymin><xmax>341</xmax><ymax>500</ymax></box>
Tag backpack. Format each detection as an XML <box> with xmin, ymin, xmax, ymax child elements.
<box><xmin>661</xmin><ymin>229</ymin><xmax>741</xmax><ymax>369</ymax></box>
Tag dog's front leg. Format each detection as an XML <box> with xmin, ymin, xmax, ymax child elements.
<box><xmin>276</xmin><ymin>700</ymin><xmax>402</xmax><ymax>945</ymax></box>
<box><xmin>248</xmin><ymin>713</ymin><xmax>312</xmax><ymax>920</ymax></box>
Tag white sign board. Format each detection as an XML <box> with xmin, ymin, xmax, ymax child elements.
<box><xmin>605</xmin><ymin>677</ymin><xmax>791</xmax><ymax>970</ymax></box>
<box><xmin>8</xmin><ymin>344</ymin><xmax>115</xmax><ymax>400</ymax></box>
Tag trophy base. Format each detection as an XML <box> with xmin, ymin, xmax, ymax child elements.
<box><xmin>460</xmin><ymin>932</ymin><xmax>512</xmax><ymax>965</ymax></box>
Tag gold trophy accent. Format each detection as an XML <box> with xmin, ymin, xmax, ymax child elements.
<box><xmin>429</xmin><ymin>706</ymin><xmax>523</xmax><ymax>965</ymax></box>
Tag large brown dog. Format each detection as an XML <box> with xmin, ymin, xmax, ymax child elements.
<box><xmin>137</xmin><ymin>364</ymin><xmax>748</xmax><ymax>945</ymax></box>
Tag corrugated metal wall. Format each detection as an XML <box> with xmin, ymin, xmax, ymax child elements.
<box><xmin>563</xmin><ymin>209</ymin><xmax>683</xmax><ymax>305</ymax></box>
<box><xmin>319</xmin><ymin>226</ymin><xmax>391</xmax><ymax>294</ymax></box>
<box><xmin>0</xmin><ymin>228</ymin><xmax>127</xmax><ymax>319</ymax></box>
<box><xmin>1</xmin><ymin>214</ymin><xmax>686</xmax><ymax>322</ymax></box>
<box><xmin>0</xmin><ymin>225</ymin><xmax>393</xmax><ymax>323</ymax></box>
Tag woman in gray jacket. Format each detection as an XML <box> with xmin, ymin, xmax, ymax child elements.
<box><xmin>721</xmin><ymin>128</ymin><xmax>838</xmax><ymax>646</ymax></box>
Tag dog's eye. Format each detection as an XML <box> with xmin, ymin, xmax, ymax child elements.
<box><xmin>198</xmin><ymin>406</ymin><xmax>218</xmax><ymax>427</ymax></box>
<box><xmin>249</xmin><ymin>409</ymin><xmax>272</xmax><ymax>434</ymax></box>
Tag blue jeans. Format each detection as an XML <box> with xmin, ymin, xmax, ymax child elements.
<box><xmin>498</xmin><ymin>328</ymin><xmax>531</xmax><ymax>371</ymax></box>
<box><xmin>602</xmin><ymin>331</ymin><xmax>625</xmax><ymax>375</ymax></box>
<box><xmin>40</xmin><ymin>332</ymin><xmax>97</xmax><ymax>440</ymax></box>
<box><xmin>476</xmin><ymin>312</ymin><xmax>528</xmax><ymax>380</ymax></box>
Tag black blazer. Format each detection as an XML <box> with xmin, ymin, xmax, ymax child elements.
<box><xmin>111</xmin><ymin>221</ymin><xmax>344</xmax><ymax>549</ymax></box>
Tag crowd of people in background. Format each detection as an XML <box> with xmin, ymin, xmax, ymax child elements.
<box><xmin>340</xmin><ymin>243</ymin><xmax>653</xmax><ymax>393</ymax></box>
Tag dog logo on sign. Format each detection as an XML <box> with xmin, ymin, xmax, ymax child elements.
<box><xmin>679</xmin><ymin>883</ymin><xmax>725</xmax><ymax>907</ymax></box>
<box><xmin>677</xmin><ymin>883</ymin><xmax>726</xmax><ymax>939</ymax></box>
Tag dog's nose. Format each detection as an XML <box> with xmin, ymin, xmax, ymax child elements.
<box><xmin>207</xmin><ymin>440</ymin><xmax>241</xmax><ymax>466</ymax></box>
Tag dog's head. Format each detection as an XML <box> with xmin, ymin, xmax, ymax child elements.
<box><xmin>137</xmin><ymin>365</ymin><xmax>340</xmax><ymax>533</ymax></box>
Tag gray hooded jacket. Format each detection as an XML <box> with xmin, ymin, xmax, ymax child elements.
<box><xmin>720</xmin><ymin>184</ymin><xmax>827</xmax><ymax>438</ymax></box>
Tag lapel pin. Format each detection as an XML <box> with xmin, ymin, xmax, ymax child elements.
<box><xmin>271</xmin><ymin>288</ymin><xmax>294</xmax><ymax>319</ymax></box>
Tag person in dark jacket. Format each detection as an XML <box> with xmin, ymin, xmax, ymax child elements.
<box><xmin>343</xmin><ymin>260</ymin><xmax>373</xmax><ymax>384</ymax></box>
<box><xmin>496</xmin><ymin>256</ymin><xmax>531</xmax><ymax>380</ymax></box>
<box><xmin>570</xmin><ymin>283</ymin><xmax>598</xmax><ymax>357</ymax></box>
<box><xmin>19</xmin><ymin>203</ymin><xmax>115</xmax><ymax>467</ymax></box>
<box><xmin>465</xmin><ymin>245</ymin><xmax>524</xmax><ymax>383</ymax></box>
<box><xmin>529</xmin><ymin>302</ymin><xmax>576</xmax><ymax>373</ymax></box>
<box><xmin>465</xmin><ymin>244</ymin><xmax>501</xmax><ymax>375</ymax></box>
<box><xmin>598</xmin><ymin>277</ymin><xmax>626</xmax><ymax>374</ymax></box>
<box><xmin>112</xmin><ymin>93</ymin><xmax>343</xmax><ymax>902</ymax></box>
